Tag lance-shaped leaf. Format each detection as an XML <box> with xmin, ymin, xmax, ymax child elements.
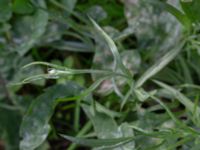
<box><xmin>154</xmin><ymin>80</ymin><xmax>200</xmax><ymax>114</ymax></box>
<box><xmin>180</xmin><ymin>0</ymin><xmax>200</xmax><ymax>23</ymax></box>
<box><xmin>90</xmin><ymin>18</ymin><xmax>132</xmax><ymax>77</ymax></box>
<box><xmin>135</xmin><ymin>41</ymin><xmax>185</xmax><ymax>88</ymax></box>
<box><xmin>163</xmin><ymin>2</ymin><xmax>191</xmax><ymax>28</ymax></box>
<box><xmin>61</xmin><ymin>134</ymin><xmax>134</xmax><ymax>149</ymax></box>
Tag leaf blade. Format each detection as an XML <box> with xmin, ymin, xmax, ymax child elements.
<box><xmin>20</xmin><ymin>83</ymin><xmax>82</xmax><ymax>150</ymax></box>
<box><xmin>90</xmin><ymin>18</ymin><xmax>132</xmax><ymax>77</ymax></box>
<box><xmin>135</xmin><ymin>41</ymin><xmax>185</xmax><ymax>88</ymax></box>
<box><xmin>61</xmin><ymin>134</ymin><xmax>134</xmax><ymax>148</ymax></box>
<box><xmin>154</xmin><ymin>80</ymin><xmax>200</xmax><ymax>114</ymax></box>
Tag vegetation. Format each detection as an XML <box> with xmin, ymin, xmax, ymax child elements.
<box><xmin>1</xmin><ymin>0</ymin><xmax>200</xmax><ymax>149</ymax></box>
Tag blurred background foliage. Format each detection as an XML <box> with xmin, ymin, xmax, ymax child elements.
<box><xmin>1</xmin><ymin>0</ymin><xmax>200</xmax><ymax>150</ymax></box>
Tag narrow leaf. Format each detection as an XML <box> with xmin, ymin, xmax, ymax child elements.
<box><xmin>154</xmin><ymin>80</ymin><xmax>200</xmax><ymax>114</ymax></box>
<box><xmin>135</xmin><ymin>41</ymin><xmax>185</xmax><ymax>88</ymax></box>
<box><xmin>61</xmin><ymin>134</ymin><xmax>134</xmax><ymax>148</ymax></box>
<box><xmin>163</xmin><ymin>2</ymin><xmax>191</xmax><ymax>28</ymax></box>
<box><xmin>90</xmin><ymin>18</ymin><xmax>132</xmax><ymax>77</ymax></box>
<box><xmin>180</xmin><ymin>0</ymin><xmax>200</xmax><ymax>23</ymax></box>
<box><xmin>49</xmin><ymin>40</ymin><xmax>93</xmax><ymax>52</ymax></box>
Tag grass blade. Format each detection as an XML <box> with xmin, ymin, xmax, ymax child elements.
<box><xmin>154</xmin><ymin>80</ymin><xmax>200</xmax><ymax>114</ymax></box>
<box><xmin>135</xmin><ymin>41</ymin><xmax>185</xmax><ymax>88</ymax></box>
<box><xmin>90</xmin><ymin>18</ymin><xmax>132</xmax><ymax>78</ymax></box>
<box><xmin>164</xmin><ymin>2</ymin><xmax>191</xmax><ymax>28</ymax></box>
<box><xmin>61</xmin><ymin>134</ymin><xmax>134</xmax><ymax>148</ymax></box>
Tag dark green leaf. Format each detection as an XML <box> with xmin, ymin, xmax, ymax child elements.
<box><xmin>0</xmin><ymin>108</ymin><xmax>21</xmax><ymax>150</ymax></box>
<box><xmin>49</xmin><ymin>40</ymin><xmax>93</xmax><ymax>52</ymax></box>
<box><xmin>180</xmin><ymin>0</ymin><xmax>200</xmax><ymax>23</ymax></box>
<box><xmin>12</xmin><ymin>0</ymin><xmax>34</xmax><ymax>14</ymax></box>
<box><xmin>0</xmin><ymin>0</ymin><xmax>12</xmax><ymax>22</ymax></box>
<box><xmin>164</xmin><ymin>2</ymin><xmax>191</xmax><ymax>28</ymax></box>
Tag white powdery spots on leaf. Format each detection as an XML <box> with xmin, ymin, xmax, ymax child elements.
<box><xmin>121</xmin><ymin>0</ymin><xmax>138</xmax><ymax>5</ymax></box>
<box><xmin>162</xmin><ymin>120</ymin><xmax>175</xmax><ymax>129</ymax></box>
<box><xmin>97</xmin><ymin>80</ymin><xmax>113</xmax><ymax>95</ymax></box>
<box><xmin>20</xmin><ymin>124</ymin><xmax>50</xmax><ymax>150</ymax></box>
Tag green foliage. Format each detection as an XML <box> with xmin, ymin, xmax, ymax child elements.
<box><xmin>166</xmin><ymin>0</ymin><xmax>200</xmax><ymax>28</ymax></box>
<box><xmin>0</xmin><ymin>0</ymin><xmax>12</xmax><ymax>22</ymax></box>
<box><xmin>180</xmin><ymin>0</ymin><xmax>200</xmax><ymax>22</ymax></box>
<box><xmin>12</xmin><ymin>0</ymin><xmax>34</xmax><ymax>14</ymax></box>
<box><xmin>20</xmin><ymin>83</ymin><xmax>82</xmax><ymax>150</ymax></box>
<box><xmin>61</xmin><ymin>135</ymin><xmax>134</xmax><ymax>149</ymax></box>
<box><xmin>14</xmin><ymin>7</ymin><xmax>49</xmax><ymax>56</ymax></box>
<box><xmin>1</xmin><ymin>0</ymin><xmax>200</xmax><ymax>150</ymax></box>
<box><xmin>0</xmin><ymin>108</ymin><xmax>21</xmax><ymax>150</ymax></box>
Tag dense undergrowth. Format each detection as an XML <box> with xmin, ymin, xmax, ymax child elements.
<box><xmin>1</xmin><ymin>0</ymin><xmax>200</xmax><ymax>150</ymax></box>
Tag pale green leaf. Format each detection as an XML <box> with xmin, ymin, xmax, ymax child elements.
<box><xmin>20</xmin><ymin>83</ymin><xmax>82</xmax><ymax>150</ymax></box>
<box><xmin>15</xmin><ymin>7</ymin><xmax>48</xmax><ymax>56</ymax></box>
<box><xmin>61</xmin><ymin>134</ymin><xmax>134</xmax><ymax>148</ymax></box>
<box><xmin>90</xmin><ymin>18</ymin><xmax>132</xmax><ymax>77</ymax></box>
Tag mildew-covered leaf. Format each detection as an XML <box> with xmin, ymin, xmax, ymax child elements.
<box><xmin>13</xmin><ymin>2</ymin><xmax>48</xmax><ymax>56</ymax></box>
<box><xmin>86</xmin><ymin>5</ymin><xmax>107</xmax><ymax>22</ymax></box>
<box><xmin>90</xmin><ymin>19</ymin><xmax>131</xmax><ymax>77</ymax></box>
<box><xmin>60</xmin><ymin>0</ymin><xmax>77</xmax><ymax>12</ymax></box>
<box><xmin>82</xmin><ymin>103</ymin><xmax>135</xmax><ymax>149</ymax></box>
<box><xmin>124</xmin><ymin>0</ymin><xmax>181</xmax><ymax>60</ymax></box>
<box><xmin>20</xmin><ymin>83</ymin><xmax>82</xmax><ymax>150</ymax></box>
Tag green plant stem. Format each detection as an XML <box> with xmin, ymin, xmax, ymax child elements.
<box><xmin>74</xmin><ymin>98</ymin><xmax>81</xmax><ymax>132</ymax></box>
<box><xmin>68</xmin><ymin>121</ymin><xmax>92</xmax><ymax>150</ymax></box>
